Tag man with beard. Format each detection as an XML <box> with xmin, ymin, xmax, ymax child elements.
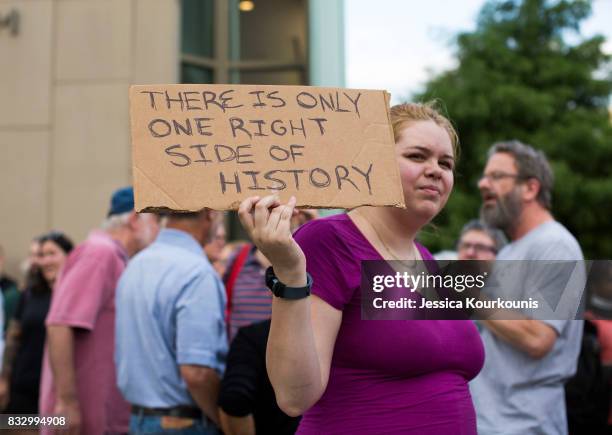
<box><xmin>115</xmin><ymin>210</ymin><xmax>228</xmax><ymax>435</ymax></box>
<box><xmin>470</xmin><ymin>140</ymin><xmax>584</xmax><ymax>435</ymax></box>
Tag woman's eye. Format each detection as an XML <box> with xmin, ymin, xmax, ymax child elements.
<box><xmin>440</xmin><ymin>161</ymin><xmax>454</xmax><ymax>170</ymax></box>
<box><xmin>405</xmin><ymin>153</ymin><xmax>425</xmax><ymax>160</ymax></box>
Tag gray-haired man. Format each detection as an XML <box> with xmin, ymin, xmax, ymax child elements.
<box><xmin>39</xmin><ymin>187</ymin><xmax>159</xmax><ymax>435</ymax></box>
<box><xmin>470</xmin><ymin>140</ymin><xmax>584</xmax><ymax>435</ymax></box>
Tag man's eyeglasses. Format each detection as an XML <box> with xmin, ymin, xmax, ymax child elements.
<box><xmin>457</xmin><ymin>242</ymin><xmax>497</xmax><ymax>254</ymax></box>
<box><xmin>479</xmin><ymin>171</ymin><xmax>524</xmax><ymax>183</ymax></box>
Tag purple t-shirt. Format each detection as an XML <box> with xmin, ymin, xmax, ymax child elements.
<box><xmin>293</xmin><ymin>214</ymin><xmax>484</xmax><ymax>435</ymax></box>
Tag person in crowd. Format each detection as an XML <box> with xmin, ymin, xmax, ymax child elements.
<box><xmin>223</xmin><ymin>242</ymin><xmax>270</xmax><ymax>343</ymax></box>
<box><xmin>470</xmin><ymin>140</ymin><xmax>584</xmax><ymax>435</ymax></box>
<box><xmin>25</xmin><ymin>239</ymin><xmax>42</xmax><ymax>271</ymax></box>
<box><xmin>456</xmin><ymin>219</ymin><xmax>506</xmax><ymax>261</ymax></box>
<box><xmin>0</xmin><ymin>284</ymin><xmax>4</xmax><ymax>364</ymax></box>
<box><xmin>39</xmin><ymin>186</ymin><xmax>159</xmax><ymax>435</ymax></box>
<box><xmin>205</xmin><ymin>221</ymin><xmax>227</xmax><ymax>272</ymax></box>
<box><xmin>223</xmin><ymin>210</ymin><xmax>317</xmax><ymax>342</ymax></box>
<box><xmin>569</xmin><ymin>261</ymin><xmax>612</xmax><ymax>434</ymax></box>
<box><xmin>19</xmin><ymin>238</ymin><xmax>43</xmax><ymax>291</ymax></box>
<box><xmin>4</xmin><ymin>236</ymin><xmax>46</xmax><ymax>363</ymax></box>
<box><xmin>219</xmin><ymin>319</ymin><xmax>301</xmax><ymax>435</ymax></box>
<box><xmin>116</xmin><ymin>209</ymin><xmax>227</xmax><ymax>435</ymax></box>
<box><xmin>0</xmin><ymin>232</ymin><xmax>73</xmax><ymax>414</ymax></box>
<box><xmin>0</xmin><ymin>244</ymin><xmax>20</xmax><ymax>332</ymax></box>
<box><xmin>215</xmin><ymin>240</ymin><xmax>248</xmax><ymax>278</ymax></box>
<box><xmin>237</xmin><ymin>102</ymin><xmax>485</xmax><ymax>434</ymax></box>
<box><xmin>218</xmin><ymin>211</ymin><xmax>318</xmax><ymax>433</ymax></box>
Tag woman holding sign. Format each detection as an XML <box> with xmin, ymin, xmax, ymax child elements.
<box><xmin>238</xmin><ymin>102</ymin><xmax>484</xmax><ymax>434</ymax></box>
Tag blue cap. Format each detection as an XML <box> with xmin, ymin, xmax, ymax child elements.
<box><xmin>108</xmin><ymin>186</ymin><xmax>135</xmax><ymax>217</ymax></box>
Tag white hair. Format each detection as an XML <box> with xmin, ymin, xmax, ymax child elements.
<box><xmin>101</xmin><ymin>211</ymin><xmax>132</xmax><ymax>231</ymax></box>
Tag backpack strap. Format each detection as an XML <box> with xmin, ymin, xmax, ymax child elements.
<box><xmin>224</xmin><ymin>243</ymin><xmax>253</xmax><ymax>336</ymax></box>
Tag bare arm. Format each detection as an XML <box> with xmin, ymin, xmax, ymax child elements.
<box><xmin>47</xmin><ymin>325</ymin><xmax>78</xmax><ymax>401</ymax></box>
<box><xmin>0</xmin><ymin>319</ymin><xmax>21</xmax><ymax>409</ymax></box>
<box><xmin>47</xmin><ymin>325</ymin><xmax>81</xmax><ymax>434</ymax></box>
<box><xmin>180</xmin><ymin>364</ymin><xmax>221</xmax><ymax>426</ymax></box>
<box><xmin>219</xmin><ymin>410</ymin><xmax>255</xmax><ymax>435</ymax></box>
<box><xmin>238</xmin><ymin>195</ymin><xmax>341</xmax><ymax>416</ymax></box>
<box><xmin>480</xmin><ymin>319</ymin><xmax>557</xmax><ymax>359</ymax></box>
<box><xmin>1</xmin><ymin>319</ymin><xmax>21</xmax><ymax>379</ymax></box>
<box><xmin>266</xmin><ymin>295</ymin><xmax>341</xmax><ymax>416</ymax></box>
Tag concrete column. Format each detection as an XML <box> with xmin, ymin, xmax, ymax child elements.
<box><xmin>308</xmin><ymin>0</ymin><xmax>345</xmax><ymax>87</ymax></box>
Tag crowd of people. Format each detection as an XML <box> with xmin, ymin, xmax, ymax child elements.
<box><xmin>0</xmin><ymin>101</ymin><xmax>610</xmax><ymax>434</ymax></box>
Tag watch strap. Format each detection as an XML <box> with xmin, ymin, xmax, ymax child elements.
<box><xmin>265</xmin><ymin>266</ymin><xmax>312</xmax><ymax>300</ymax></box>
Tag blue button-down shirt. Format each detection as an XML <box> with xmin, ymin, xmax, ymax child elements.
<box><xmin>115</xmin><ymin>229</ymin><xmax>227</xmax><ymax>407</ymax></box>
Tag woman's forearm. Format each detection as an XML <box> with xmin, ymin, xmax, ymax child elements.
<box><xmin>237</xmin><ymin>195</ymin><xmax>341</xmax><ymax>415</ymax></box>
<box><xmin>266</xmin><ymin>296</ymin><xmax>324</xmax><ymax>417</ymax></box>
<box><xmin>1</xmin><ymin>320</ymin><xmax>21</xmax><ymax>379</ymax></box>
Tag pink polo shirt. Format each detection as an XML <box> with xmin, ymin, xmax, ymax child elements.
<box><xmin>39</xmin><ymin>230</ymin><xmax>130</xmax><ymax>435</ymax></box>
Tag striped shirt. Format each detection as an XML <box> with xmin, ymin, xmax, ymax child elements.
<box><xmin>224</xmin><ymin>245</ymin><xmax>272</xmax><ymax>341</ymax></box>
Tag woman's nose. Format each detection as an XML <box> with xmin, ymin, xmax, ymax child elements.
<box><xmin>424</xmin><ymin>160</ymin><xmax>443</xmax><ymax>178</ymax></box>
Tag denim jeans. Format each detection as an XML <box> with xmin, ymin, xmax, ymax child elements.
<box><xmin>129</xmin><ymin>413</ymin><xmax>220</xmax><ymax>435</ymax></box>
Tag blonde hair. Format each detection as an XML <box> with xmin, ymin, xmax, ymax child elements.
<box><xmin>390</xmin><ymin>101</ymin><xmax>460</xmax><ymax>161</ymax></box>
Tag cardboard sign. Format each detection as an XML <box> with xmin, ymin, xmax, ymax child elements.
<box><xmin>129</xmin><ymin>84</ymin><xmax>405</xmax><ymax>211</ymax></box>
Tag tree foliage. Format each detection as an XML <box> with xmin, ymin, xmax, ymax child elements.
<box><xmin>416</xmin><ymin>0</ymin><xmax>612</xmax><ymax>258</ymax></box>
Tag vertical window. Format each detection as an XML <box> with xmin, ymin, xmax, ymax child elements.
<box><xmin>181</xmin><ymin>0</ymin><xmax>215</xmax><ymax>83</ymax></box>
<box><xmin>181</xmin><ymin>0</ymin><xmax>308</xmax><ymax>85</ymax></box>
<box><xmin>180</xmin><ymin>0</ymin><xmax>309</xmax><ymax>238</ymax></box>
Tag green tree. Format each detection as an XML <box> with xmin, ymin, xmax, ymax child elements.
<box><xmin>417</xmin><ymin>0</ymin><xmax>612</xmax><ymax>258</ymax></box>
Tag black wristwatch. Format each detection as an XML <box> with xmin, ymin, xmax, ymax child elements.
<box><xmin>265</xmin><ymin>266</ymin><xmax>312</xmax><ymax>300</ymax></box>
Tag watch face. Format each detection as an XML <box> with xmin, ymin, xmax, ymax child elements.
<box><xmin>265</xmin><ymin>266</ymin><xmax>279</xmax><ymax>292</ymax></box>
<box><xmin>273</xmin><ymin>282</ymin><xmax>284</xmax><ymax>297</ymax></box>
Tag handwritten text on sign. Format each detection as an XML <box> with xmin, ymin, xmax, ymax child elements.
<box><xmin>129</xmin><ymin>84</ymin><xmax>404</xmax><ymax>211</ymax></box>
